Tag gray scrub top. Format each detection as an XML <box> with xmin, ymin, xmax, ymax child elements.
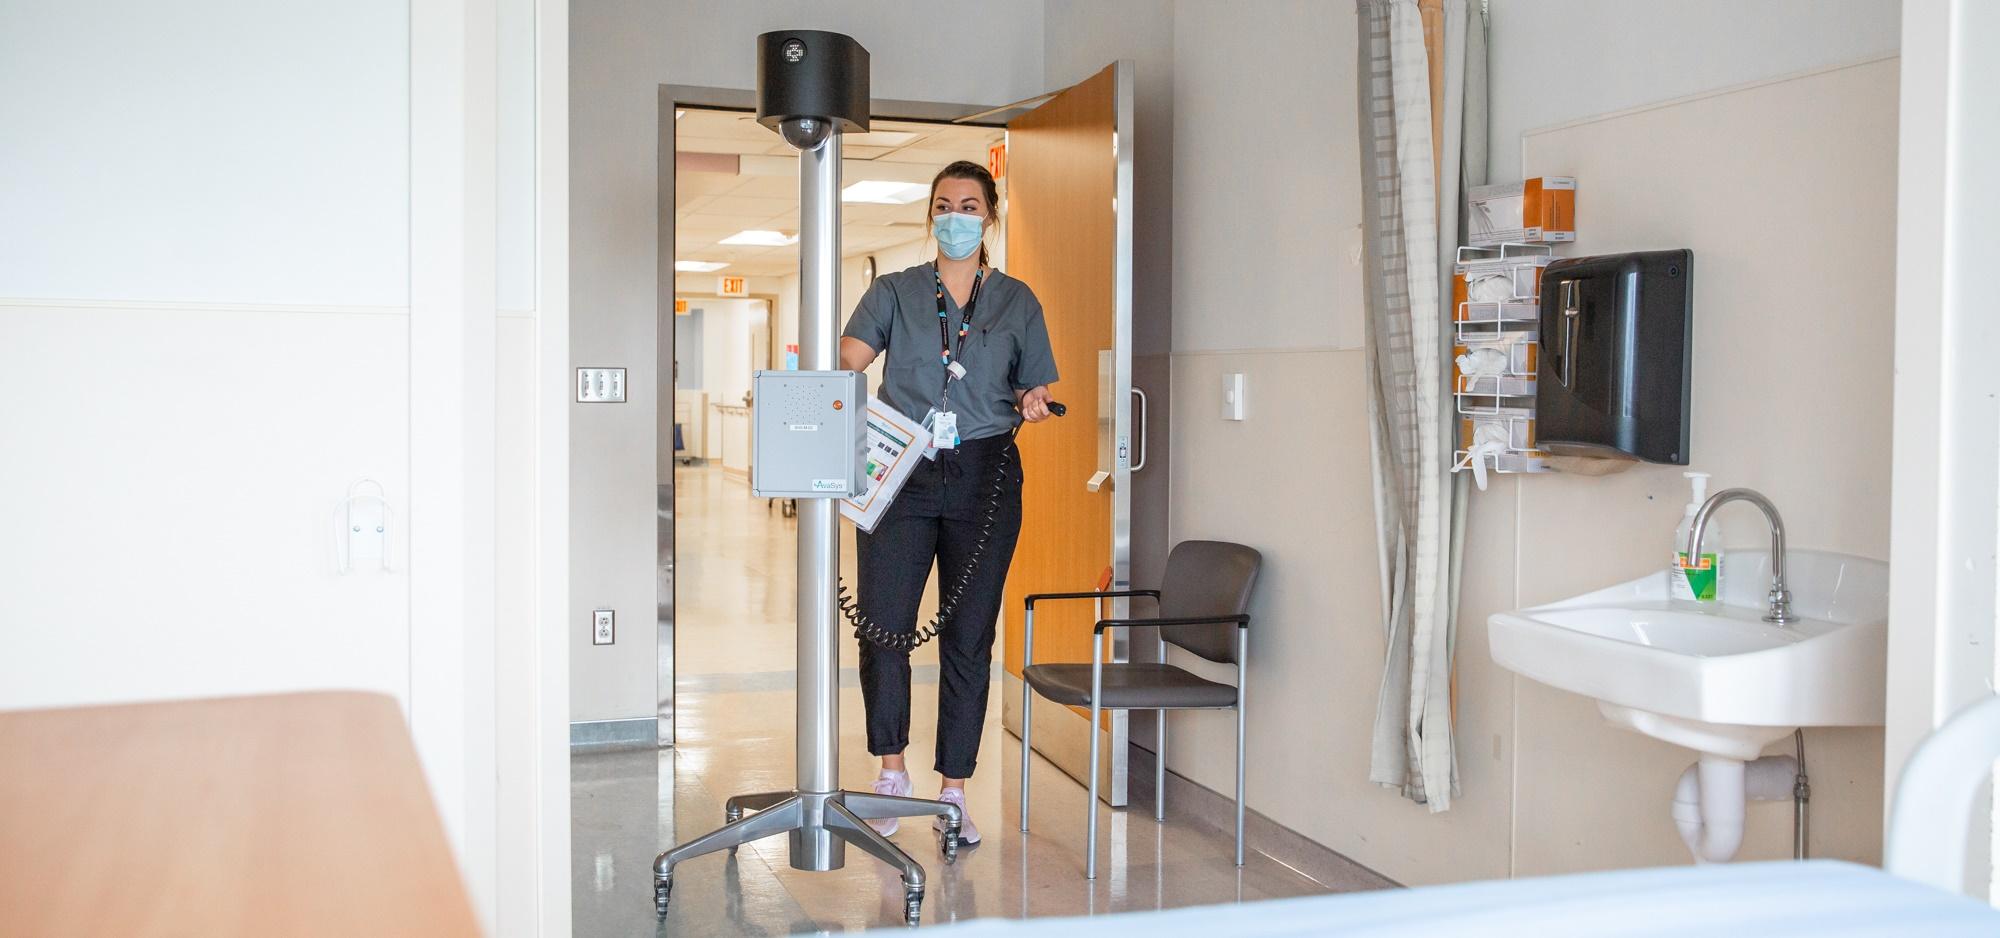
<box><xmin>842</xmin><ymin>263</ymin><xmax>1059</xmax><ymax>442</ymax></box>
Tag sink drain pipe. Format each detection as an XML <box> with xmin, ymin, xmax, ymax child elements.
<box><xmin>1792</xmin><ymin>729</ymin><xmax>1811</xmax><ymax>859</ymax></box>
<box><xmin>1672</xmin><ymin>752</ymin><xmax>1802</xmax><ymax>863</ymax></box>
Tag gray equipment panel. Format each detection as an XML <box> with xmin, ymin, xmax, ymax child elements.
<box><xmin>751</xmin><ymin>370</ymin><xmax>867</xmax><ymax>498</ymax></box>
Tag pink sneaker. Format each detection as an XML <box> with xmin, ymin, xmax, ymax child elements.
<box><xmin>933</xmin><ymin>787</ymin><xmax>979</xmax><ymax>846</ymax></box>
<box><xmin>869</xmin><ymin>770</ymin><xmax>911</xmax><ymax>836</ymax></box>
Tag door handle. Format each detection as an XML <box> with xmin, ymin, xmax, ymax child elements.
<box><xmin>1086</xmin><ymin>470</ymin><xmax>1111</xmax><ymax>492</ymax></box>
<box><xmin>1129</xmin><ymin>387</ymin><xmax>1149</xmax><ymax>472</ymax></box>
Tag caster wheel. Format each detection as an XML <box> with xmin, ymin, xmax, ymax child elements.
<box><xmin>939</xmin><ymin>826</ymin><xmax>960</xmax><ymax>863</ymax></box>
<box><xmin>653</xmin><ymin>876</ymin><xmax>672</xmax><ymax>915</ymax></box>
<box><xmin>903</xmin><ymin>889</ymin><xmax>923</xmax><ymax>926</ymax></box>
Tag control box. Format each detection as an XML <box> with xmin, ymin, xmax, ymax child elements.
<box><xmin>751</xmin><ymin>370</ymin><xmax>867</xmax><ymax>498</ymax></box>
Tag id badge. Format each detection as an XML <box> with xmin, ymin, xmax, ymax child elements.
<box><xmin>932</xmin><ymin>411</ymin><xmax>960</xmax><ymax>450</ymax></box>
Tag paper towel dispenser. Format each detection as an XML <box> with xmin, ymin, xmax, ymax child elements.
<box><xmin>1534</xmin><ymin>249</ymin><xmax>1692</xmax><ymax>464</ymax></box>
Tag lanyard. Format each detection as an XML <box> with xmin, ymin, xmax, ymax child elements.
<box><xmin>933</xmin><ymin>265</ymin><xmax>984</xmax><ymax>404</ymax></box>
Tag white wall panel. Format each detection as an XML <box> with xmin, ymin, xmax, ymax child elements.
<box><xmin>0</xmin><ymin>1</ymin><xmax>409</xmax><ymax>307</ymax></box>
<box><xmin>0</xmin><ymin>303</ymin><xmax>410</xmax><ymax>708</ymax></box>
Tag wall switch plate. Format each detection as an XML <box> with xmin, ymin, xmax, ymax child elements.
<box><xmin>1223</xmin><ymin>373</ymin><xmax>1246</xmax><ymax>421</ymax></box>
<box><xmin>592</xmin><ymin>609</ymin><xmax>615</xmax><ymax>645</ymax></box>
<box><xmin>576</xmin><ymin>367</ymin><xmax>627</xmax><ymax>403</ymax></box>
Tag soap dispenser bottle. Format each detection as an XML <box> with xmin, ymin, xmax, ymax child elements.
<box><xmin>1671</xmin><ymin>471</ymin><xmax>1721</xmax><ymax>602</ymax></box>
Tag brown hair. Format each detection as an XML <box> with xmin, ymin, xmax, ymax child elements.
<box><xmin>927</xmin><ymin>160</ymin><xmax>999</xmax><ymax>266</ymax></box>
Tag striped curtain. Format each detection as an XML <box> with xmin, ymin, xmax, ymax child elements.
<box><xmin>1357</xmin><ymin>0</ymin><xmax>1486</xmax><ymax>812</ymax></box>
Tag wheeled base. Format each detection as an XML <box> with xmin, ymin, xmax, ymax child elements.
<box><xmin>653</xmin><ymin>789</ymin><xmax>964</xmax><ymax>926</ymax></box>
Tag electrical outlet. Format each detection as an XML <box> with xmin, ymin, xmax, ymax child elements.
<box><xmin>592</xmin><ymin>609</ymin><xmax>615</xmax><ymax>645</ymax></box>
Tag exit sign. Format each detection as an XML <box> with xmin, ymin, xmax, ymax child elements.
<box><xmin>673</xmin><ymin>298</ymin><xmax>689</xmax><ymax>315</ymax></box>
<box><xmin>718</xmin><ymin>276</ymin><xmax>748</xmax><ymax>297</ymax></box>
<box><xmin>987</xmin><ymin>141</ymin><xmax>1007</xmax><ymax>180</ymax></box>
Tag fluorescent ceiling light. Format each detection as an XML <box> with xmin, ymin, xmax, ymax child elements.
<box><xmin>719</xmin><ymin>229</ymin><xmax>797</xmax><ymax>246</ymax></box>
<box><xmin>842</xmin><ymin>180</ymin><xmax>931</xmax><ymax>204</ymax></box>
<box><xmin>674</xmin><ymin>260</ymin><xmax>729</xmax><ymax>272</ymax></box>
<box><xmin>846</xmin><ymin>130</ymin><xmax>923</xmax><ymax>147</ymax></box>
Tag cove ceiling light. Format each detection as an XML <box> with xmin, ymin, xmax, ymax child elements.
<box><xmin>841</xmin><ymin>180</ymin><xmax>931</xmax><ymax>204</ymax></box>
<box><xmin>674</xmin><ymin>260</ymin><xmax>730</xmax><ymax>272</ymax></box>
<box><xmin>719</xmin><ymin>229</ymin><xmax>798</xmax><ymax>246</ymax></box>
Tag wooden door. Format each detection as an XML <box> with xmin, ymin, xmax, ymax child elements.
<box><xmin>1001</xmin><ymin>62</ymin><xmax>1135</xmax><ymax>805</ymax></box>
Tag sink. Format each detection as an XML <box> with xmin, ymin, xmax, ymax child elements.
<box><xmin>1488</xmin><ymin>549</ymin><xmax>1887</xmax><ymax>759</ymax></box>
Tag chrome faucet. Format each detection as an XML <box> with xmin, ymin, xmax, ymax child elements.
<box><xmin>1686</xmin><ymin>488</ymin><xmax>1794</xmax><ymax>624</ymax></box>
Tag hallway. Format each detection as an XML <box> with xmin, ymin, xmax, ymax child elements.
<box><xmin>572</xmin><ymin>465</ymin><xmax>1338</xmax><ymax>933</ymax></box>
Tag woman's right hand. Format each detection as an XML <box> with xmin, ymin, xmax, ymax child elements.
<box><xmin>1017</xmin><ymin>385</ymin><xmax>1055</xmax><ymax>422</ymax></box>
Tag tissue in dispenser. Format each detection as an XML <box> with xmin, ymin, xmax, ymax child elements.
<box><xmin>1534</xmin><ymin>250</ymin><xmax>1693</xmax><ymax>465</ymax></box>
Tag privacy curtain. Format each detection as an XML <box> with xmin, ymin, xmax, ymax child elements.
<box><xmin>1357</xmin><ymin>0</ymin><xmax>1486</xmax><ymax>812</ymax></box>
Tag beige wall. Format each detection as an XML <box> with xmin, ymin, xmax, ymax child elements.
<box><xmin>1161</xmin><ymin>1</ymin><xmax>1898</xmax><ymax>886</ymax></box>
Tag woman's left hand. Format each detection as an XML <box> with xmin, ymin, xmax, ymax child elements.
<box><xmin>1018</xmin><ymin>385</ymin><xmax>1055</xmax><ymax>423</ymax></box>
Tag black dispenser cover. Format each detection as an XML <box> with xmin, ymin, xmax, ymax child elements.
<box><xmin>1534</xmin><ymin>250</ymin><xmax>1693</xmax><ymax>464</ymax></box>
<box><xmin>756</xmin><ymin>31</ymin><xmax>870</xmax><ymax>133</ymax></box>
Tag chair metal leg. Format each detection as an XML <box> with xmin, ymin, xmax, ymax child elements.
<box><xmin>1155</xmin><ymin>709</ymin><xmax>1167</xmax><ymax>821</ymax></box>
<box><xmin>1235</xmin><ymin>634</ymin><xmax>1248</xmax><ymax>868</ymax></box>
<box><xmin>1020</xmin><ymin>608</ymin><xmax>1034</xmax><ymax>833</ymax></box>
<box><xmin>1086</xmin><ymin>638</ymin><xmax>1104</xmax><ymax>880</ymax></box>
<box><xmin>1086</xmin><ymin>702</ymin><xmax>1101</xmax><ymax>880</ymax></box>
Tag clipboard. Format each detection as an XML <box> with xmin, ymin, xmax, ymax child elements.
<box><xmin>840</xmin><ymin>398</ymin><xmax>933</xmax><ymax>533</ymax></box>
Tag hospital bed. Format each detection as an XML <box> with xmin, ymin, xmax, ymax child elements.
<box><xmin>886</xmin><ymin>695</ymin><xmax>2000</xmax><ymax>936</ymax></box>
<box><xmin>902</xmin><ymin>860</ymin><xmax>1998</xmax><ymax>937</ymax></box>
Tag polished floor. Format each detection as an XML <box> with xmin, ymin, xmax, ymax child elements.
<box><xmin>574</xmin><ymin>465</ymin><xmax>1339</xmax><ymax>934</ymax></box>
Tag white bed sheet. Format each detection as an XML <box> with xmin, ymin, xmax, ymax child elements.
<box><xmin>897</xmin><ymin>861</ymin><xmax>2000</xmax><ymax>937</ymax></box>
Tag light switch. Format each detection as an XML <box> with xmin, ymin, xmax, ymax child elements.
<box><xmin>576</xmin><ymin>367</ymin><xmax>627</xmax><ymax>403</ymax></box>
<box><xmin>1223</xmin><ymin>373</ymin><xmax>1246</xmax><ymax>421</ymax></box>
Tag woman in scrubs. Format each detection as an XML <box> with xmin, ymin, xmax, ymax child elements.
<box><xmin>838</xmin><ymin>160</ymin><xmax>1058</xmax><ymax>849</ymax></box>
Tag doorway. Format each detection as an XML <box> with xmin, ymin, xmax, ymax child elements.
<box><xmin>663</xmin><ymin>106</ymin><xmax>1012</xmax><ymax>720</ymax></box>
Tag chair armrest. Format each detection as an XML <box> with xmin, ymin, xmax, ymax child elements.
<box><xmin>1023</xmin><ymin>589</ymin><xmax>1160</xmax><ymax>610</ymax></box>
<box><xmin>1094</xmin><ymin>614</ymin><xmax>1249</xmax><ymax>634</ymax></box>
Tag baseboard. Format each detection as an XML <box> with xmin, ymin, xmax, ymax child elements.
<box><xmin>569</xmin><ymin>718</ymin><xmax>656</xmax><ymax>752</ymax></box>
<box><xmin>1124</xmin><ymin>741</ymin><xmax>1400</xmax><ymax>893</ymax></box>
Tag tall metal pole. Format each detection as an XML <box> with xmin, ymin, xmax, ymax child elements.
<box><xmin>658</xmin><ymin>32</ymin><xmax>957</xmax><ymax>926</ymax></box>
<box><xmin>789</xmin><ymin>125</ymin><xmax>843</xmax><ymax>871</ymax></box>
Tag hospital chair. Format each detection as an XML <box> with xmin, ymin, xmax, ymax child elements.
<box><xmin>1019</xmin><ymin>540</ymin><xmax>1261</xmax><ymax>879</ymax></box>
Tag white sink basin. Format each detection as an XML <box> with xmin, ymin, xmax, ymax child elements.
<box><xmin>1488</xmin><ymin>550</ymin><xmax>1887</xmax><ymax>759</ymax></box>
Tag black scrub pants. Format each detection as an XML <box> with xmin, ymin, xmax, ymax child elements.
<box><xmin>856</xmin><ymin>432</ymin><xmax>1023</xmax><ymax>779</ymax></box>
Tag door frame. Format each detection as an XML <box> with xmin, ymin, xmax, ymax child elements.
<box><xmin>409</xmin><ymin>0</ymin><xmax>571</xmax><ymax>932</ymax></box>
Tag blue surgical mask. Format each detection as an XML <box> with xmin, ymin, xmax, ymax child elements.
<box><xmin>932</xmin><ymin>211</ymin><xmax>986</xmax><ymax>260</ymax></box>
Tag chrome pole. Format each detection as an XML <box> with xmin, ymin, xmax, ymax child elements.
<box><xmin>789</xmin><ymin>123</ymin><xmax>844</xmax><ymax>871</ymax></box>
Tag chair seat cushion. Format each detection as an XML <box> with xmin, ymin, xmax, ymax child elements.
<box><xmin>1022</xmin><ymin>662</ymin><xmax>1238</xmax><ymax>710</ymax></box>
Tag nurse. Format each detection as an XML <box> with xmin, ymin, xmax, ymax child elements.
<box><xmin>838</xmin><ymin>159</ymin><xmax>1058</xmax><ymax>849</ymax></box>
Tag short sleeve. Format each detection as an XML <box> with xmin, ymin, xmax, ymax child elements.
<box><xmin>1011</xmin><ymin>292</ymin><xmax>1060</xmax><ymax>390</ymax></box>
<box><xmin>841</xmin><ymin>276</ymin><xmax>897</xmax><ymax>352</ymax></box>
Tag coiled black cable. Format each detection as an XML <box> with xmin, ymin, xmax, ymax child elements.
<box><xmin>839</xmin><ymin>403</ymin><xmax>1062</xmax><ymax>652</ymax></box>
